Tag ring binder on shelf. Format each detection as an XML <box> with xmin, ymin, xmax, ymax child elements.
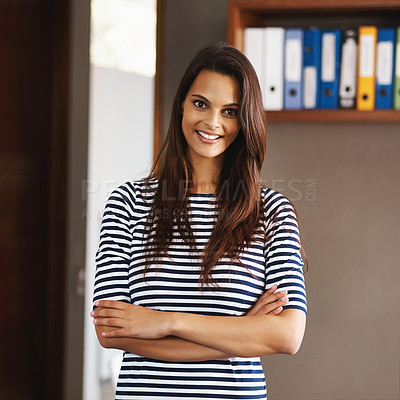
<box><xmin>284</xmin><ymin>29</ymin><xmax>304</xmax><ymax>109</ymax></box>
<box><xmin>339</xmin><ymin>29</ymin><xmax>358</xmax><ymax>109</ymax></box>
<box><xmin>303</xmin><ymin>28</ymin><xmax>321</xmax><ymax>109</ymax></box>
<box><xmin>244</xmin><ymin>27</ymin><xmax>265</xmax><ymax>104</ymax></box>
<box><xmin>357</xmin><ymin>26</ymin><xmax>378</xmax><ymax>110</ymax></box>
<box><xmin>264</xmin><ymin>27</ymin><xmax>285</xmax><ymax>110</ymax></box>
<box><xmin>320</xmin><ymin>30</ymin><xmax>342</xmax><ymax>109</ymax></box>
<box><xmin>393</xmin><ymin>27</ymin><xmax>400</xmax><ymax>110</ymax></box>
<box><xmin>375</xmin><ymin>28</ymin><xmax>395</xmax><ymax>109</ymax></box>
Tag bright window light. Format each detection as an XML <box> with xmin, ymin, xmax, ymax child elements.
<box><xmin>90</xmin><ymin>0</ymin><xmax>156</xmax><ymax>77</ymax></box>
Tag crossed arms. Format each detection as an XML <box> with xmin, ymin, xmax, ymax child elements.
<box><xmin>91</xmin><ymin>284</ymin><xmax>306</xmax><ymax>362</ymax></box>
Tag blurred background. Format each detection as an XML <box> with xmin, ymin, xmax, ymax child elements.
<box><xmin>0</xmin><ymin>0</ymin><xmax>399</xmax><ymax>399</ymax></box>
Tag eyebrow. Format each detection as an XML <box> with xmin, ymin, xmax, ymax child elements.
<box><xmin>191</xmin><ymin>94</ymin><xmax>239</xmax><ymax>108</ymax></box>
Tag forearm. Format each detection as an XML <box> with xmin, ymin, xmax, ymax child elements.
<box><xmin>170</xmin><ymin>309</ymin><xmax>306</xmax><ymax>358</ymax></box>
<box><xmin>95</xmin><ymin>326</ymin><xmax>231</xmax><ymax>362</ymax></box>
<box><xmin>92</xmin><ymin>300</ymin><xmax>305</xmax><ymax>359</ymax></box>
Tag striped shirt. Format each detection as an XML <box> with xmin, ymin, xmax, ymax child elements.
<box><xmin>93</xmin><ymin>179</ymin><xmax>307</xmax><ymax>400</ymax></box>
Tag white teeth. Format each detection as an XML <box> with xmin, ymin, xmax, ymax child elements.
<box><xmin>197</xmin><ymin>130</ymin><xmax>220</xmax><ymax>140</ymax></box>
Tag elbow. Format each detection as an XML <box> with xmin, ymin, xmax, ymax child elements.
<box><xmin>95</xmin><ymin>327</ymin><xmax>112</xmax><ymax>349</ymax></box>
<box><xmin>278</xmin><ymin>327</ymin><xmax>305</xmax><ymax>355</ymax></box>
<box><xmin>281</xmin><ymin>336</ymin><xmax>302</xmax><ymax>355</ymax></box>
<box><xmin>254</xmin><ymin>333</ymin><xmax>303</xmax><ymax>357</ymax></box>
<box><xmin>98</xmin><ymin>337</ymin><xmax>111</xmax><ymax>349</ymax></box>
<box><xmin>274</xmin><ymin>309</ymin><xmax>306</xmax><ymax>355</ymax></box>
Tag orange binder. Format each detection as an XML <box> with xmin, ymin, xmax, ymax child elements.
<box><xmin>357</xmin><ymin>26</ymin><xmax>377</xmax><ymax>110</ymax></box>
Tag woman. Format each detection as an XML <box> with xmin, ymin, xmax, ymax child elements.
<box><xmin>91</xmin><ymin>42</ymin><xmax>307</xmax><ymax>399</ymax></box>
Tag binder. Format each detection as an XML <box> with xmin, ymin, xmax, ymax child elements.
<box><xmin>357</xmin><ymin>26</ymin><xmax>378</xmax><ymax>111</ymax></box>
<box><xmin>375</xmin><ymin>28</ymin><xmax>396</xmax><ymax>109</ymax></box>
<box><xmin>339</xmin><ymin>29</ymin><xmax>358</xmax><ymax>109</ymax></box>
<box><xmin>284</xmin><ymin>29</ymin><xmax>304</xmax><ymax>109</ymax></box>
<box><xmin>303</xmin><ymin>29</ymin><xmax>321</xmax><ymax>109</ymax></box>
<box><xmin>264</xmin><ymin>27</ymin><xmax>285</xmax><ymax>110</ymax></box>
<box><xmin>320</xmin><ymin>30</ymin><xmax>342</xmax><ymax>109</ymax></box>
<box><xmin>393</xmin><ymin>27</ymin><xmax>400</xmax><ymax>110</ymax></box>
<box><xmin>244</xmin><ymin>28</ymin><xmax>265</xmax><ymax>104</ymax></box>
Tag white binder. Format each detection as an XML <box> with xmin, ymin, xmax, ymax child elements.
<box><xmin>264</xmin><ymin>27</ymin><xmax>285</xmax><ymax>110</ymax></box>
<box><xmin>339</xmin><ymin>30</ymin><xmax>358</xmax><ymax>108</ymax></box>
<box><xmin>244</xmin><ymin>28</ymin><xmax>265</xmax><ymax>105</ymax></box>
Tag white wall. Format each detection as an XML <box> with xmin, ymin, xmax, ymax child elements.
<box><xmin>83</xmin><ymin>66</ymin><xmax>154</xmax><ymax>400</ymax></box>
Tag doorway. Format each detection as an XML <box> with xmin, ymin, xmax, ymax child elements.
<box><xmin>82</xmin><ymin>1</ymin><xmax>157</xmax><ymax>399</ymax></box>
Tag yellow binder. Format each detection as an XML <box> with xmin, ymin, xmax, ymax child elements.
<box><xmin>357</xmin><ymin>26</ymin><xmax>377</xmax><ymax>110</ymax></box>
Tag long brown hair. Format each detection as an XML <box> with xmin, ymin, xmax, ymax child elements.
<box><xmin>144</xmin><ymin>42</ymin><xmax>267</xmax><ymax>287</ymax></box>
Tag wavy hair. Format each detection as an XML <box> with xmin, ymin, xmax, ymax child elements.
<box><xmin>144</xmin><ymin>42</ymin><xmax>267</xmax><ymax>287</ymax></box>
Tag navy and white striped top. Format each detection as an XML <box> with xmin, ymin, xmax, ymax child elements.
<box><xmin>93</xmin><ymin>179</ymin><xmax>307</xmax><ymax>400</ymax></box>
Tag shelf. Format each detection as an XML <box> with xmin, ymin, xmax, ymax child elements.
<box><xmin>227</xmin><ymin>0</ymin><xmax>400</xmax><ymax>123</ymax></box>
<box><xmin>228</xmin><ymin>0</ymin><xmax>400</xmax><ymax>51</ymax></box>
<box><xmin>265</xmin><ymin>110</ymin><xmax>400</xmax><ymax>123</ymax></box>
<box><xmin>228</xmin><ymin>0</ymin><xmax>400</xmax><ymax>50</ymax></box>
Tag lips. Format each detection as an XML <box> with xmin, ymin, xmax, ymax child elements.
<box><xmin>195</xmin><ymin>130</ymin><xmax>222</xmax><ymax>143</ymax></box>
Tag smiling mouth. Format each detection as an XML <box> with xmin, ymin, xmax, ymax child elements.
<box><xmin>196</xmin><ymin>130</ymin><xmax>222</xmax><ymax>140</ymax></box>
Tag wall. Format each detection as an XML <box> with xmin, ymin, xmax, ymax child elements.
<box><xmin>83</xmin><ymin>66</ymin><xmax>154</xmax><ymax>400</ymax></box>
<box><xmin>262</xmin><ymin>122</ymin><xmax>400</xmax><ymax>399</ymax></box>
<box><xmin>161</xmin><ymin>1</ymin><xmax>400</xmax><ymax>399</ymax></box>
<box><xmin>162</xmin><ymin>0</ymin><xmax>230</xmax><ymax>134</ymax></box>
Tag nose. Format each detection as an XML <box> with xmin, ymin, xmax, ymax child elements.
<box><xmin>205</xmin><ymin>110</ymin><xmax>221</xmax><ymax>130</ymax></box>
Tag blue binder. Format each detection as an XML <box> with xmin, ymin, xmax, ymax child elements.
<box><xmin>284</xmin><ymin>29</ymin><xmax>304</xmax><ymax>109</ymax></box>
<box><xmin>303</xmin><ymin>29</ymin><xmax>321</xmax><ymax>109</ymax></box>
<box><xmin>320</xmin><ymin>30</ymin><xmax>342</xmax><ymax>109</ymax></box>
<box><xmin>375</xmin><ymin>28</ymin><xmax>396</xmax><ymax>109</ymax></box>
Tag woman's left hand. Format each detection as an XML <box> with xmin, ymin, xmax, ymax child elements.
<box><xmin>245</xmin><ymin>285</ymin><xmax>288</xmax><ymax>316</ymax></box>
<box><xmin>91</xmin><ymin>300</ymin><xmax>171</xmax><ymax>339</ymax></box>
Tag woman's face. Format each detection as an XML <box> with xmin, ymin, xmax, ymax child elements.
<box><xmin>181</xmin><ymin>70</ymin><xmax>241</xmax><ymax>167</ymax></box>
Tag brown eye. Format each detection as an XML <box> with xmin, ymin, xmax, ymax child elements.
<box><xmin>194</xmin><ymin>100</ymin><xmax>207</xmax><ymax>109</ymax></box>
<box><xmin>224</xmin><ymin>108</ymin><xmax>238</xmax><ymax>117</ymax></box>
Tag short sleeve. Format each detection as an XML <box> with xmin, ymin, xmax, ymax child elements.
<box><xmin>262</xmin><ymin>188</ymin><xmax>307</xmax><ymax>314</ymax></box>
<box><xmin>93</xmin><ymin>183</ymin><xmax>137</xmax><ymax>307</ymax></box>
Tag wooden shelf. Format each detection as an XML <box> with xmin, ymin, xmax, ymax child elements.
<box><xmin>227</xmin><ymin>0</ymin><xmax>400</xmax><ymax>123</ymax></box>
<box><xmin>228</xmin><ymin>0</ymin><xmax>400</xmax><ymax>50</ymax></box>
<box><xmin>266</xmin><ymin>110</ymin><xmax>400</xmax><ymax>122</ymax></box>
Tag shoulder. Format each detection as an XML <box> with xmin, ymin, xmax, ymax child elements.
<box><xmin>106</xmin><ymin>178</ymin><xmax>158</xmax><ymax>211</ymax></box>
<box><xmin>260</xmin><ymin>186</ymin><xmax>300</xmax><ymax>236</ymax></box>
<box><xmin>260</xmin><ymin>187</ymin><xmax>302</xmax><ymax>248</ymax></box>
<box><xmin>261</xmin><ymin>186</ymin><xmax>296</xmax><ymax>219</ymax></box>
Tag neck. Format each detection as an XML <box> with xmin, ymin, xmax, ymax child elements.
<box><xmin>189</xmin><ymin>155</ymin><xmax>223</xmax><ymax>194</ymax></box>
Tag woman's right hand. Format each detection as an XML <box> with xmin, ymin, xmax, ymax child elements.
<box><xmin>246</xmin><ymin>285</ymin><xmax>288</xmax><ymax>316</ymax></box>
